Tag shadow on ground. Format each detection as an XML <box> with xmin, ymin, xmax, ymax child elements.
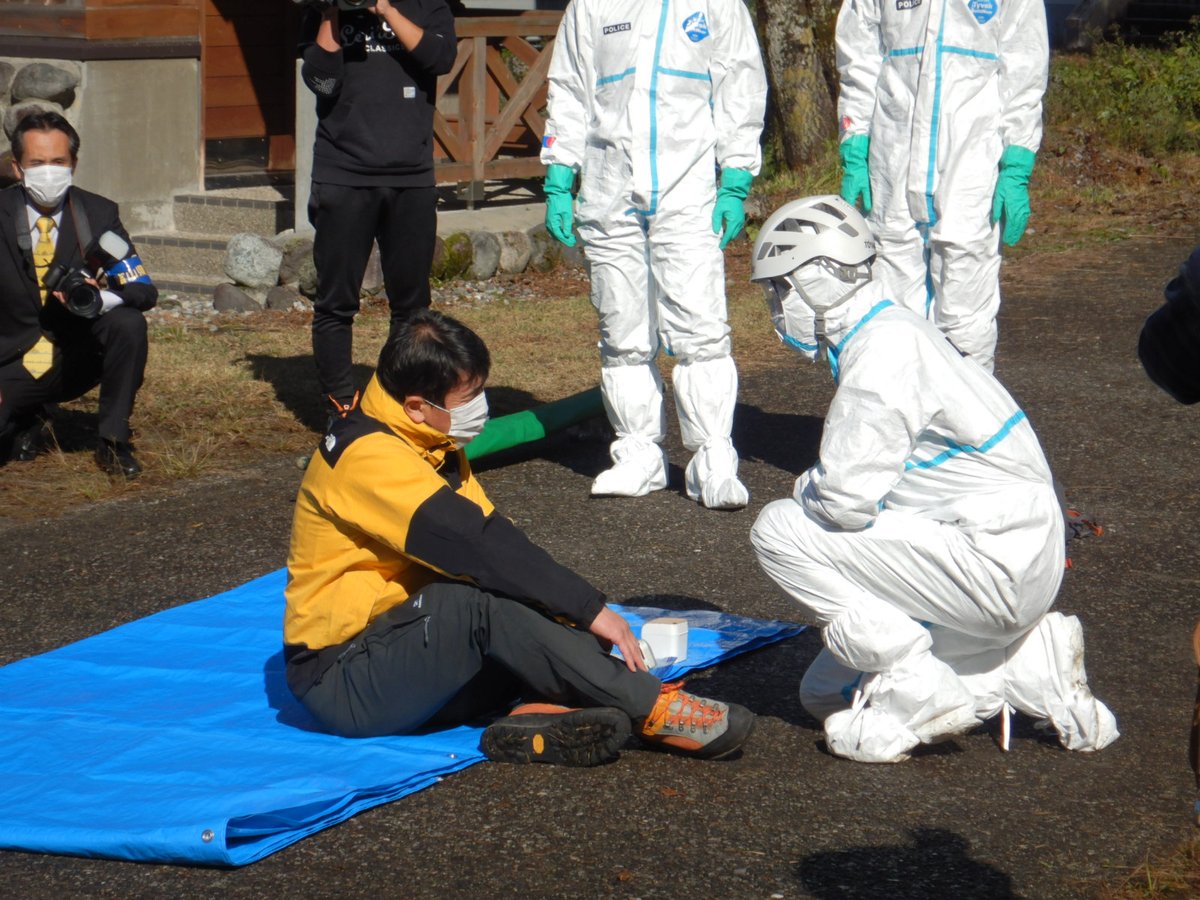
<box><xmin>797</xmin><ymin>827</ymin><xmax>1017</xmax><ymax>899</ymax></box>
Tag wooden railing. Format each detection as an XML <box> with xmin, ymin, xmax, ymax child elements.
<box><xmin>434</xmin><ymin>10</ymin><xmax>562</xmax><ymax>185</ymax></box>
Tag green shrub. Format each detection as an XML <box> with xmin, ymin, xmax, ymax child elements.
<box><xmin>1045</xmin><ymin>27</ymin><xmax>1200</xmax><ymax>155</ymax></box>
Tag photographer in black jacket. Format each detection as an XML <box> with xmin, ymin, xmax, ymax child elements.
<box><xmin>0</xmin><ymin>111</ymin><xmax>156</xmax><ymax>478</ymax></box>
<box><xmin>301</xmin><ymin>0</ymin><xmax>457</xmax><ymax>416</ymax></box>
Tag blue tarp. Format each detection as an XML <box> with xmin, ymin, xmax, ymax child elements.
<box><xmin>0</xmin><ymin>569</ymin><xmax>802</xmax><ymax>866</ymax></box>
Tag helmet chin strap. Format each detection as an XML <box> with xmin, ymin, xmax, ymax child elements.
<box><xmin>792</xmin><ymin>261</ymin><xmax>872</xmax><ymax>365</ymax></box>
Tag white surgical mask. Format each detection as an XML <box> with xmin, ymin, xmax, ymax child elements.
<box><xmin>21</xmin><ymin>164</ymin><xmax>72</xmax><ymax>208</ymax></box>
<box><xmin>762</xmin><ymin>279</ymin><xmax>819</xmax><ymax>361</ymax></box>
<box><xmin>791</xmin><ymin>258</ymin><xmax>870</xmax><ymax>313</ymax></box>
<box><xmin>428</xmin><ymin>390</ymin><xmax>490</xmax><ymax>445</ymax></box>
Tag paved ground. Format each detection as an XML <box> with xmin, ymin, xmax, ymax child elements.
<box><xmin>1</xmin><ymin>235</ymin><xmax>1198</xmax><ymax>897</ymax></box>
<box><xmin>436</xmin><ymin>179</ymin><xmax>544</xmax><ymax>236</ymax></box>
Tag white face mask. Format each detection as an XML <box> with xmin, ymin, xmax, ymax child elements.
<box><xmin>21</xmin><ymin>164</ymin><xmax>72</xmax><ymax>208</ymax></box>
<box><xmin>790</xmin><ymin>258</ymin><xmax>870</xmax><ymax>313</ymax></box>
<box><xmin>763</xmin><ymin>279</ymin><xmax>819</xmax><ymax>361</ymax></box>
<box><xmin>428</xmin><ymin>390</ymin><xmax>490</xmax><ymax>445</ymax></box>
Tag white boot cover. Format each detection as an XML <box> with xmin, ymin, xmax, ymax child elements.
<box><xmin>685</xmin><ymin>438</ymin><xmax>749</xmax><ymax>509</ymax></box>
<box><xmin>593</xmin><ymin>364</ymin><xmax>669</xmax><ymax>497</ymax></box>
<box><xmin>930</xmin><ymin>626</ymin><xmax>1008</xmax><ymax>721</ymax></box>
<box><xmin>800</xmin><ymin>647</ymin><xmax>864</xmax><ymax>721</ymax></box>
<box><xmin>1003</xmin><ymin>612</ymin><xmax>1119</xmax><ymax>752</ymax></box>
<box><xmin>822</xmin><ymin>605</ymin><xmax>980</xmax><ymax>763</ymax></box>
<box><xmin>672</xmin><ymin>356</ymin><xmax>749</xmax><ymax>509</ymax></box>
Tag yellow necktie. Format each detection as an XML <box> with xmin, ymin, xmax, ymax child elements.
<box><xmin>23</xmin><ymin>215</ymin><xmax>56</xmax><ymax>378</ymax></box>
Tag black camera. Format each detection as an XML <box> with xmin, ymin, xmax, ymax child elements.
<box><xmin>1139</xmin><ymin>246</ymin><xmax>1200</xmax><ymax>404</ymax></box>
<box><xmin>41</xmin><ymin>231</ymin><xmax>147</xmax><ymax>320</ymax></box>
<box><xmin>292</xmin><ymin>0</ymin><xmax>377</xmax><ymax>10</ymax></box>
<box><xmin>41</xmin><ymin>262</ymin><xmax>103</xmax><ymax>318</ymax></box>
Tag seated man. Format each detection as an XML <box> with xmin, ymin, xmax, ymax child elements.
<box><xmin>283</xmin><ymin>308</ymin><xmax>753</xmax><ymax>765</ymax></box>
<box><xmin>747</xmin><ymin>195</ymin><xmax>1118</xmax><ymax>763</ymax></box>
<box><xmin>0</xmin><ymin>110</ymin><xmax>156</xmax><ymax>478</ymax></box>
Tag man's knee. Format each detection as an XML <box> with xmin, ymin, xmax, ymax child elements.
<box><xmin>97</xmin><ymin>305</ymin><xmax>147</xmax><ymax>346</ymax></box>
<box><xmin>751</xmin><ymin>499</ymin><xmax>806</xmax><ymax>562</ymax></box>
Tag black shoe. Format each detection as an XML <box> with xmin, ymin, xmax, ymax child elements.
<box><xmin>95</xmin><ymin>438</ymin><xmax>142</xmax><ymax>480</ymax></box>
<box><xmin>481</xmin><ymin>704</ymin><xmax>631</xmax><ymax>767</ymax></box>
<box><xmin>13</xmin><ymin>415</ymin><xmax>50</xmax><ymax>462</ymax></box>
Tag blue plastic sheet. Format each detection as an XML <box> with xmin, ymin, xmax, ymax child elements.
<box><xmin>0</xmin><ymin>569</ymin><xmax>802</xmax><ymax>866</ymax></box>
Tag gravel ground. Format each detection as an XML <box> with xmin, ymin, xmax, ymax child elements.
<box><xmin>0</xmin><ymin>235</ymin><xmax>1197</xmax><ymax>898</ymax></box>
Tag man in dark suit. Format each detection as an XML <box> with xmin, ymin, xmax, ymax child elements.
<box><xmin>0</xmin><ymin>110</ymin><xmax>157</xmax><ymax>478</ymax></box>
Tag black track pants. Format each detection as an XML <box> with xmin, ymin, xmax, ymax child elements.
<box><xmin>309</xmin><ymin>182</ymin><xmax>436</xmax><ymax>405</ymax></box>
<box><xmin>296</xmin><ymin>581</ymin><xmax>663</xmax><ymax>739</ymax></box>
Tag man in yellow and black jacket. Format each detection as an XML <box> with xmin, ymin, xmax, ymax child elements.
<box><xmin>284</xmin><ymin>309</ymin><xmax>753</xmax><ymax>766</ymax></box>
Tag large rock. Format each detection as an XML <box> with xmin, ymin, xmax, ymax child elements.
<box><xmin>3</xmin><ymin>99</ymin><xmax>65</xmax><ymax>140</ymax></box>
<box><xmin>560</xmin><ymin>240</ymin><xmax>586</xmax><ymax>269</ymax></box>
<box><xmin>11</xmin><ymin>63</ymin><xmax>79</xmax><ymax>108</ymax></box>
<box><xmin>0</xmin><ymin>62</ymin><xmax>15</xmax><ymax>99</ymax></box>
<box><xmin>361</xmin><ymin>242</ymin><xmax>383</xmax><ymax>294</ymax></box>
<box><xmin>432</xmin><ymin>232</ymin><xmax>472</xmax><ymax>281</ymax></box>
<box><xmin>526</xmin><ymin>224</ymin><xmax>563</xmax><ymax>273</ymax></box>
<box><xmin>224</xmin><ymin>232</ymin><xmax>283</xmax><ymax>289</ymax></box>
<box><xmin>497</xmin><ymin>230</ymin><xmax>532</xmax><ymax>274</ymax></box>
<box><xmin>468</xmin><ymin>231</ymin><xmax>500</xmax><ymax>280</ymax></box>
<box><xmin>297</xmin><ymin>254</ymin><xmax>318</xmax><ymax>298</ymax></box>
<box><xmin>265</xmin><ymin>285</ymin><xmax>302</xmax><ymax>311</ymax></box>
<box><xmin>213</xmin><ymin>283</ymin><xmax>261</xmax><ymax>313</ymax></box>
<box><xmin>277</xmin><ymin>234</ymin><xmax>315</xmax><ymax>287</ymax></box>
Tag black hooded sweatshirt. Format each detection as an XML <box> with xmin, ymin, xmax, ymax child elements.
<box><xmin>300</xmin><ymin>2</ymin><xmax>457</xmax><ymax>187</ymax></box>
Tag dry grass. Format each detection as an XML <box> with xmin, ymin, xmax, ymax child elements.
<box><xmin>3</xmin><ymin>139</ymin><xmax>1196</xmax><ymax>524</ymax></box>
<box><xmin>4</xmin><ymin>35</ymin><xmax>1200</xmax><ymax>524</ymax></box>
<box><xmin>1093</xmin><ymin>834</ymin><xmax>1200</xmax><ymax>898</ymax></box>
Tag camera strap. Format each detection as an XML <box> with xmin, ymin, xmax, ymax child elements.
<box><xmin>67</xmin><ymin>191</ymin><xmax>94</xmax><ymax>262</ymax></box>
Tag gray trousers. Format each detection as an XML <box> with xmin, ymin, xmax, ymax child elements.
<box><xmin>297</xmin><ymin>581</ymin><xmax>662</xmax><ymax>738</ymax></box>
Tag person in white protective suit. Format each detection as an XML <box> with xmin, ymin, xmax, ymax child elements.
<box><xmin>747</xmin><ymin>195</ymin><xmax>1118</xmax><ymax>763</ymax></box>
<box><xmin>540</xmin><ymin>0</ymin><xmax>767</xmax><ymax>509</ymax></box>
<box><xmin>835</xmin><ymin>0</ymin><xmax>1048</xmax><ymax>372</ymax></box>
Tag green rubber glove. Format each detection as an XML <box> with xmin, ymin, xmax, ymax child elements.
<box><xmin>992</xmin><ymin>145</ymin><xmax>1036</xmax><ymax>246</ymax></box>
<box><xmin>712</xmin><ymin>168</ymin><xmax>754</xmax><ymax>249</ymax></box>
<box><xmin>544</xmin><ymin>163</ymin><xmax>577</xmax><ymax>248</ymax></box>
<box><xmin>839</xmin><ymin>134</ymin><xmax>872</xmax><ymax>214</ymax></box>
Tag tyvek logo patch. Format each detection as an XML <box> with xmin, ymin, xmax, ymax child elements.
<box><xmin>682</xmin><ymin>12</ymin><xmax>709</xmax><ymax>42</ymax></box>
<box><xmin>968</xmin><ymin>0</ymin><xmax>997</xmax><ymax>23</ymax></box>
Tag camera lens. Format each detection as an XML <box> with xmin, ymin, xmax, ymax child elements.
<box><xmin>65</xmin><ymin>281</ymin><xmax>103</xmax><ymax>319</ymax></box>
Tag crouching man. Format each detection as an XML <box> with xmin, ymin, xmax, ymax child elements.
<box><xmin>747</xmin><ymin>196</ymin><xmax>1117</xmax><ymax>763</ymax></box>
<box><xmin>283</xmin><ymin>308</ymin><xmax>753</xmax><ymax>765</ymax></box>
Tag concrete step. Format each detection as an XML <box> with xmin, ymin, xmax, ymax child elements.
<box><xmin>133</xmin><ymin>232</ymin><xmax>229</xmax><ymax>281</ymax></box>
<box><xmin>173</xmin><ymin>186</ymin><xmax>295</xmax><ymax>236</ymax></box>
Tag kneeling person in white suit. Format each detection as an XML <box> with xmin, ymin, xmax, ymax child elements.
<box><xmin>747</xmin><ymin>195</ymin><xmax>1117</xmax><ymax>763</ymax></box>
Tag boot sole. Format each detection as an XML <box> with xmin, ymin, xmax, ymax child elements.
<box><xmin>481</xmin><ymin>707</ymin><xmax>632</xmax><ymax>767</ymax></box>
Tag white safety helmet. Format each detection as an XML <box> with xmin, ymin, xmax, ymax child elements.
<box><xmin>750</xmin><ymin>195</ymin><xmax>877</xmax><ymax>361</ymax></box>
<box><xmin>751</xmin><ymin>194</ymin><xmax>876</xmax><ymax>283</ymax></box>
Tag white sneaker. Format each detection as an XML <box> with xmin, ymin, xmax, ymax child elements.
<box><xmin>591</xmin><ymin>446</ymin><xmax>668</xmax><ymax>497</ymax></box>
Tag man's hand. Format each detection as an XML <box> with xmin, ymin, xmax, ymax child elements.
<box><xmin>589</xmin><ymin>606</ymin><xmax>647</xmax><ymax>673</ymax></box>
<box><xmin>51</xmin><ymin>276</ymin><xmax>99</xmax><ymax>307</ymax></box>
<box><xmin>316</xmin><ymin>5</ymin><xmax>342</xmax><ymax>51</ymax></box>
<box><xmin>372</xmin><ymin>0</ymin><xmax>424</xmax><ymax>51</ymax></box>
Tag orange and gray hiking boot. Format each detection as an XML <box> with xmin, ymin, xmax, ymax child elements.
<box><xmin>480</xmin><ymin>703</ymin><xmax>632</xmax><ymax>767</ymax></box>
<box><xmin>638</xmin><ymin>682</ymin><xmax>754</xmax><ymax>759</ymax></box>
